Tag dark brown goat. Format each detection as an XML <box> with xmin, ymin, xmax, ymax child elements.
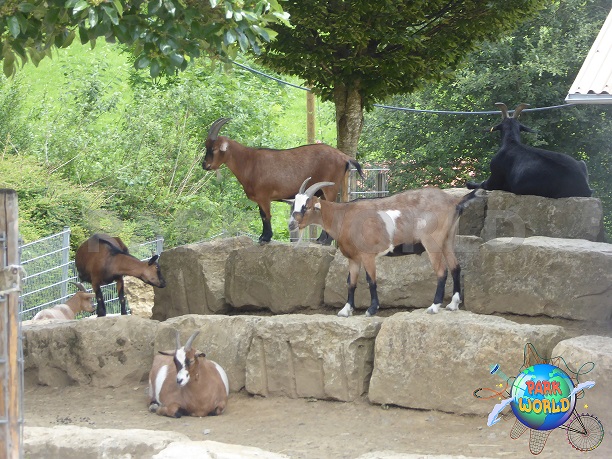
<box><xmin>75</xmin><ymin>234</ymin><xmax>166</xmax><ymax>317</ymax></box>
<box><xmin>289</xmin><ymin>179</ymin><xmax>477</xmax><ymax>317</ymax></box>
<box><xmin>202</xmin><ymin>117</ymin><xmax>363</xmax><ymax>243</ymax></box>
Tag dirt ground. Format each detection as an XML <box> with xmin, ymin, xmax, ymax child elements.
<box><xmin>24</xmin><ymin>383</ymin><xmax>611</xmax><ymax>459</ymax></box>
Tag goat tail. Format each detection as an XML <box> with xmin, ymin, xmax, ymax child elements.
<box><xmin>456</xmin><ymin>189</ymin><xmax>479</xmax><ymax>217</ymax></box>
<box><xmin>347</xmin><ymin>159</ymin><xmax>365</xmax><ymax>179</ymax></box>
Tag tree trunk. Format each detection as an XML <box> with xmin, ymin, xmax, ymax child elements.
<box><xmin>334</xmin><ymin>83</ymin><xmax>364</xmax><ymax>158</ymax></box>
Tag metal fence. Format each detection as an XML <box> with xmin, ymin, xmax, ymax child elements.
<box><xmin>348</xmin><ymin>166</ymin><xmax>390</xmax><ymax>200</ymax></box>
<box><xmin>19</xmin><ymin>228</ymin><xmax>164</xmax><ymax>320</ymax></box>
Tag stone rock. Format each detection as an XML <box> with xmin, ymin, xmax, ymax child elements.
<box><xmin>124</xmin><ymin>276</ymin><xmax>155</xmax><ymax>318</ymax></box>
<box><xmin>152</xmin><ymin>236</ymin><xmax>253</xmax><ymax>320</ymax></box>
<box><xmin>552</xmin><ymin>335</ymin><xmax>612</xmax><ymax>427</ymax></box>
<box><xmin>324</xmin><ymin>236</ymin><xmax>483</xmax><ymax>313</ymax></box>
<box><xmin>245</xmin><ymin>315</ymin><xmax>382</xmax><ymax>401</ymax></box>
<box><xmin>23</xmin><ymin>316</ymin><xmax>159</xmax><ymax>388</ymax></box>
<box><xmin>368</xmin><ymin>310</ymin><xmax>566</xmax><ymax>415</ymax></box>
<box><xmin>356</xmin><ymin>454</ymin><xmax>494</xmax><ymax>459</ymax></box>
<box><xmin>155</xmin><ymin>314</ymin><xmax>262</xmax><ymax>392</ymax></box>
<box><xmin>464</xmin><ymin>237</ymin><xmax>612</xmax><ymax>321</ymax></box>
<box><xmin>152</xmin><ymin>440</ymin><xmax>290</xmax><ymax>459</ymax></box>
<box><xmin>225</xmin><ymin>243</ymin><xmax>335</xmax><ymax>314</ymax></box>
<box><xmin>24</xmin><ymin>425</ymin><xmax>188</xmax><ymax>459</ymax></box>
<box><xmin>480</xmin><ymin>190</ymin><xmax>604</xmax><ymax>242</ymax></box>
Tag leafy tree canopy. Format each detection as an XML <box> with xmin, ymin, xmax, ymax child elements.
<box><xmin>359</xmin><ymin>0</ymin><xmax>612</xmax><ymax>235</ymax></box>
<box><xmin>259</xmin><ymin>0</ymin><xmax>549</xmax><ymax>156</ymax></box>
<box><xmin>0</xmin><ymin>0</ymin><xmax>289</xmax><ymax>78</ymax></box>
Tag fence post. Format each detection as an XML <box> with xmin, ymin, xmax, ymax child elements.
<box><xmin>60</xmin><ymin>226</ymin><xmax>70</xmax><ymax>300</ymax></box>
<box><xmin>0</xmin><ymin>189</ymin><xmax>23</xmax><ymax>459</ymax></box>
<box><xmin>155</xmin><ymin>236</ymin><xmax>164</xmax><ymax>255</ymax></box>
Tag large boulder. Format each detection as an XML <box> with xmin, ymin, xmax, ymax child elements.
<box><xmin>552</xmin><ymin>336</ymin><xmax>612</xmax><ymax>428</ymax></box>
<box><xmin>124</xmin><ymin>276</ymin><xmax>155</xmax><ymax>318</ymax></box>
<box><xmin>152</xmin><ymin>236</ymin><xmax>253</xmax><ymax>320</ymax></box>
<box><xmin>23</xmin><ymin>316</ymin><xmax>158</xmax><ymax>388</ymax></box>
<box><xmin>24</xmin><ymin>426</ymin><xmax>189</xmax><ymax>459</ymax></box>
<box><xmin>154</xmin><ymin>314</ymin><xmax>262</xmax><ymax>392</ymax></box>
<box><xmin>464</xmin><ymin>237</ymin><xmax>612</xmax><ymax>321</ymax></box>
<box><xmin>245</xmin><ymin>315</ymin><xmax>383</xmax><ymax>401</ymax></box>
<box><xmin>323</xmin><ymin>236</ymin><xmax>483</xmax><ymax>313</ymax></box>
<box><xmin>368</xmin><ymin>310</ymin><xmax>566</xmax><ymax>415</ymax></box>
<box><xmin>480</xmin><ymin>191</ymin><xmax>604</xmax><ymax>242</ymax></box>
<box><xmin>152</xmin><ymin>440</ymin><xmax>290</xmax><ymax>459</ymax></box>
<box><xmin>225</xmin><ymin>243</ymin><xmax>335</xmax><ymax>314</ymax></box>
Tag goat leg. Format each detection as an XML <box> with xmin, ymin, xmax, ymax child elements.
<box><xmin>338</xmin><ymin>262</ymin><xmax>360</xmax><ymax>317</ymax></box>
<box><xmin>117</xmin><ymin>277</ymin><xmax>128</xmax><ymax>315</ymax></box>
<box><xmin>427</xmin><ymin>268</ymin><xmax>448</xmax><ymax>314</ymax></box>
<box><xmin>94</xmin><ymin>287</ymin><xmax>106</xmax><ymax>317</ymax></box>
<box><xmin>315</xmin><ymin>230</ymin><xmax>334</xmax><ymax>245</ymax></box>
<box><xmin>258</xmin><ymin>205</ymin><xmax>273</xmax><ymax>243</ymax></box>
<box><xmin>446</xmin><ymin>266</ymin><xmax>462</xmax><ymax>311</ymax></box>
<box><xmin>364</xmin><ymin>271</ymin><xmax>380</xmax><ymax>317</ymax></box>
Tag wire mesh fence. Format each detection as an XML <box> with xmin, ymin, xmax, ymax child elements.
<box><xmin>18</xmin><ymin>229</ymin><xmax>164</xmax><ymax>320</ymax></box>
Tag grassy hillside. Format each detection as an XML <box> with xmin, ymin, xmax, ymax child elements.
<box><xmin>1</xmin><ymin>42</ymin><xmax>338</xmax><ymax>248</ymax></box>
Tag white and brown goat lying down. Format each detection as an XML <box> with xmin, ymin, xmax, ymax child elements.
<box><xmin>32</xmin><ymin>282</ymin><xmax>95</xmax><ymax>320</ymax></box>
<box><xmin>289</xmin><ymin>179</ymin><xmax>477</xmax><ymax>317</ymax></box>
<box><xmin>148</xmin><ymin>331</ymin><xmax>229</xmax><ymax>418</ymax></box>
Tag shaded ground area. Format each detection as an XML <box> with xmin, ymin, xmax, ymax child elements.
<box><xmin>24</xmin><ymin>384</ymin><xmax>611</xmax><ymax>458</ymax></box>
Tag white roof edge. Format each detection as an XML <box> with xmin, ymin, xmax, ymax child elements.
<box><xmin>565</xmin><ymin>8</ymin><xmax>612</xmax><ymax>104</ymax></box>
<box><xmin>565</xmin><ymin>94</ymin><xmax>612</xmax><ymax>104</ymax></box>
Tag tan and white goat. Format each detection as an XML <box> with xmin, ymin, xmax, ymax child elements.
<box><xmin>148</xmin><ymin>330</ymin><xmax>229</xmax><ymax>418</ymax></box>
<box><xmin>32</xmin><ymin>282</ymin><xmax>95</xmax><ymax>320</ymax></box>
<box><xmin>289</xmin><ymin>178</ymin><xmax>477</xmax><ymax>317</ymax></box>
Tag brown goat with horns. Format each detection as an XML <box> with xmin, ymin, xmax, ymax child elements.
<box><xmin>202</xmin><ymin>117</ymin><xmax>363</xmax><ymax>243</ymax></box>
<box><xmin>289</xmin><ymin>179</ymin><xmax>477</xmax><ymax>317</ymax></box>
<box><xmin>75</xmin><ymin>234</ymin><xmax>166</xmax><ymax>317</ymax></box>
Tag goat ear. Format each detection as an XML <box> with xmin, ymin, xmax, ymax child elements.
<box><xmin>159</xmin><ymin>350</ymin><xmax>174</xmax><ymax>356</ymax></box>
<box><xmin>220</xmin><ymin>140</ymin><xmax>229</xmax><ymax>152</ymax></box>
<box><xmin>282</xmin><ymin>199</ymin><xmax>294</xmax><ymax>206</ymax></box>
<box><xmin>197</xmin><ymin>352</ymin><xmax>206</xmax><ymax>358</ymax></box>
<box><xmin>148</xmin><ymin>254</ymin><xmax>159</xmax><ymax>265</ymax></box>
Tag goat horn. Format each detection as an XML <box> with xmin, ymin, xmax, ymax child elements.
<box><xmin>68</xmin><ymin>281</ymin><xmax>87</xmax><ymax>292</ymax></box>
<box><xmin>207</xmin><ymin>117</ymin><xmax>231</xmax><ymax>141</ymax></box>
<box><xmin>298</xmin><ymin>177</ymin><xmax>312</xmax><ymax>194</ymax></box>
<box><xmin>175</xmin><ymin>330</ymin><xmax>181</xmax><ymax>351</ymax></box>
<box><xmin>513</xmin><ymin>103</ymin><xmax>530</xmax><ymax>118</ymax></box>
<box><xmin>184</xmin><ymin>330</ymin><xmax>200</xmax><ymax>352</ymax></box>
<box><xmin>494</xmin><ymin>102</ymin><xmax>509</xmax><ymax>119</ymax></box>
<box><xmin>304</xmin><ymin>181</ymin><xmax>335</xmax><ymax>198</ymax></box>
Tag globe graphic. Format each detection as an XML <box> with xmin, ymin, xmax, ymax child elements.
<box><xmin>510</xmin><ymin>363</ymin><xmax>576</xmax><ymax>430</ymax></box>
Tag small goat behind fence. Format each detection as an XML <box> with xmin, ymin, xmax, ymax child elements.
<box><xmin>19</xmin><ymin>227</ymin><xmax>164</xmax><ymax>320</ymax></box>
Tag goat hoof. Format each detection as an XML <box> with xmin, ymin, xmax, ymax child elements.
<box><xmin>337</xmin><ymin>304</ymin><xmax>353</xmax><ymax>318</ymax></box>
<box><xmin>148</xmin><ymin>402</ymin><xmax>159</xmax><ymax>413</ymax></box>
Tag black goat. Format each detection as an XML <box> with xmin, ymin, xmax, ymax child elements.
<box><xmin>202</xmin><ymin>118</ymin><xmax>363</xmax><ymax>243</ymax></box>
<box><xmin>467</xmin><ymin>103</ymin><xmax>592</xmax><ymax>198</ymax></box>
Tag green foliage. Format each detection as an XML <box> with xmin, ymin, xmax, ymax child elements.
<box><xmin>0</xmin><ymin>42</ymin><xmax>325</xmax><ymax>248</ymax></box>
<box><xmin>0</xmin><ymin>154</ymin><xmax>106</xmax><ymax>247</ymax></box>
<box><xmin>0</xmin><ymin>0</ymin><xmax>289</xmax><ymax>78</ymax></box>
<box><xmin>261</xmin><ymin>0</ymin><xmax>547</xmax><ymax>108</ymax></box>
<box><xmin>359</xmin><ymin>0</ymin><xmax>612</xmax><ymax>237</ymax></box>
